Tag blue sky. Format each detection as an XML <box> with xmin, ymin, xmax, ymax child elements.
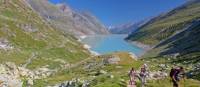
<box><xmin>48</xmin><ymin>0</ymin><xmax>186</xmax><ymax>26</ymax></box>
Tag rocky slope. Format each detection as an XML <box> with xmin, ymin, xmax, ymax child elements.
<box><xmin>27</xmin><ymin>0</ymin><xmax>109</xmax><ymax>36</ymax></box>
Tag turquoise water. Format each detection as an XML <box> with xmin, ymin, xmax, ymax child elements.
<box><xmin>81</xmin><ymin>35</ymin><xmax>144</xmax><ymax>56</ymax></box>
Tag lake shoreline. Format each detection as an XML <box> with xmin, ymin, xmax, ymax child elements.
<box><xmin>80</xmin><ymin>34</ymin><xmax>144</xmax><ymax>57</ymax></box>
<box><xmin>127</xmin><ymin>41</ymin><xmax>151</xmax><ymax>50</ymax></box>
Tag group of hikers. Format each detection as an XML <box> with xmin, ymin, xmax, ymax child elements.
<box><xmin>128</xmin><ymin>64</ymin><xmax>185</xmax><ymax>87</ymax></box>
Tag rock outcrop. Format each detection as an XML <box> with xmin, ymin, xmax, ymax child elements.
<box><xmin>0</xmin><ymin>62</ymin><xmax>57</xmax><ymax>86</ymax></box>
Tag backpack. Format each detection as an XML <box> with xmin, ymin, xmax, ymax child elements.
<box><xmin>170</xmin><ymin>68</ymin><xmax>176</xmax><ymax>78</ymax></box>
<box><xmin>170</xmin><ymin>68</ymin><xmax>181</xmax><ymax>80</ymax></box>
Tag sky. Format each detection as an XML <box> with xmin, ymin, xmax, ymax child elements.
<box><xmin>48</xmin><ymin>0</ymin><xmax>186</xmax><ymax>26</ymax></box>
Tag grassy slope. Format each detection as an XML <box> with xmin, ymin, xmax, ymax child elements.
<box><xmin>0</xmin><ymin>0</ymin><xmax>89</xmax><ymax>70</ymax></box>
<box><xmin>31</xmin><ymin>52</ymin><xmax>142</xmax><ymax>86</ymax></box>
<box><xmin>36</xmin><ymin>52</ymin><xmax>200</xmax><ymax>87</ymax></box>
<box><xmin>126</xmin><ymin>1</ymin><xmax>200</xmax><ymax>46</ymax></box>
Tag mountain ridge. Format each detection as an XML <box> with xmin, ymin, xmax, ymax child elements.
<box><xmin>108</xmin><ymin>20</ymin><xmax>149</xmax><ymax>34</ymax></box>
<box><xmin>126</xmin><ymin>0</ymin><xmax>200</xmax><ymax>45</ymax></box>
<box><xmin>27</xmin><ymin>0</ymin><xmax>109</xmax><ymax>36</ymax></box>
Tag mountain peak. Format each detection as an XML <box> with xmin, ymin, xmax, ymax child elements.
<box><xmin>56</xmin><ymin>3</ymin><xmax>72</xmax><ymax>13</ymax></box>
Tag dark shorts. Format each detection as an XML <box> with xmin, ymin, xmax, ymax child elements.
<box><xmin>172</xmin><ymin>79</ymin><xmax>178</xmax><ymax>87</ymax></box>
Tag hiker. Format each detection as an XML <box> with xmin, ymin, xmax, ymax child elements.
<box><xmin>128</xmin><ymin>67</ymin><xmax>137</xmax><ymax>87</ymax></box>
<box><xmin>139</xmin><ymin>64</ymin><xmax>149</xmax><ymax>87</ymax></box>
<box><xmin>170</xmin><ymin>66</ymin><xmax>185</xmax><ymax>87</ymax></box>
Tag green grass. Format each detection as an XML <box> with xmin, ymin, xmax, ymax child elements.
<box><xmin>0</xmin><ymin>50</ymin><xmax>32</xmax><ymax>65</ymax></box>
<box><xmin>1</xmin><ymin>10</ymin><xmax>15</xmax><ymax>18</ymax></box>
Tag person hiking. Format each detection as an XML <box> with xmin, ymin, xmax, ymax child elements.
<box><xmin>139</xmin><ymin>64</ymin><xmax>149</xmax><ymax>87</ymax></box>
<box><xmin>128</xmin><ymin>67</ymin><xmax>137</xmax><ymax>87</ymax></box>
<box><xmin>170</xmin><ymin>66</ymin><xmax>184</xmax><ymax>87</ymax></box>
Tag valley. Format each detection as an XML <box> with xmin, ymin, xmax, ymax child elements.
<box><xmin>0</xmin><ymin>0</ymin><xmax>200</xmax><ymax>87</ymax></box>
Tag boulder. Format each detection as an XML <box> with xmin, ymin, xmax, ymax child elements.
<box><xmin>27</xmin><ymin>79</ymin><xmax>34</xmax><ymax>85</ymax></box>
<box><xmin>99</xmin><ymin>70</ymin><xmax>107</xmax><ymax>74</ymax></box>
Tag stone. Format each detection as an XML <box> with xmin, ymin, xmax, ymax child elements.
<box><xmin>0</xmin><ymin>38</ymin><xmax>13</xmax><ymax>50</ymax></box>
<box><xmin>27</xmin><ymin>79</ymin><xmax>34</xmax><ymax>85</ymax></box>
<box><xmin>0</xmin><ymin>65</ymin><xmax>6</xmax><ymax>74</ymax></box>
<box><xmin>110</xmin><ymin>75</ymin><xmax>114</xmax><ymax>78</ymax></box>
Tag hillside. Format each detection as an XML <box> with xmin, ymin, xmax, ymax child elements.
<box><xmin>0</xmin><ymin>0</ymin><xmax>90</xmax><ymax>67</ymax></box>
<box><xmin>126</xmin><ymin>0</ymin><xmax>200</xmax><ymax>46</ymax></box>
<box><xmin>0</xmin><ymin>0</ymin><xmax>90</xmax><ymax>86</ymax></box>
<box><xmin>126</xmin><ymin>0</ymin><xmax>200</xmax><ymax>80</ymax></box>
<box><xmin>142</xmin><ymin>19</ymin><xmax>200</xmax><ymax>80</ymax></box>
<box><xmin>155</xmin><ymin>19</ymin><xmax>200</xmax><ymax>56</ymax></box>
<box><xmin>27</xmin><ymin>0</ymin><xmax>109</xmax><ymax>36</ymax></box>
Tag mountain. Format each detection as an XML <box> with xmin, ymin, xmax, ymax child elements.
<box><xmin>108</xmin><ymin>22</ymin><xmax>136</xmax><ymax>34</ymax></box>
<box><xmin>126</xmin><ymin>0</ymin><xmax>200</xmax><ymax>80</ymax></box>
<box><xmin>108</xmin><ymin>20</ymin><xmax>148</xmax><ymax>34</ymax></box>
<box><xmin>27</xmin><ymin>0</ymin><xmax>109</xmax><ymax>36</ymax></box>
<box><xmin>0</xmin><ymin>0</ymin><xmax>91</xmax><ymax>86</ymax></box>
<box><xmin>126</xmin><ymin>0</ymin><xmax>200</xmax><ymax>46</ymax></box>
